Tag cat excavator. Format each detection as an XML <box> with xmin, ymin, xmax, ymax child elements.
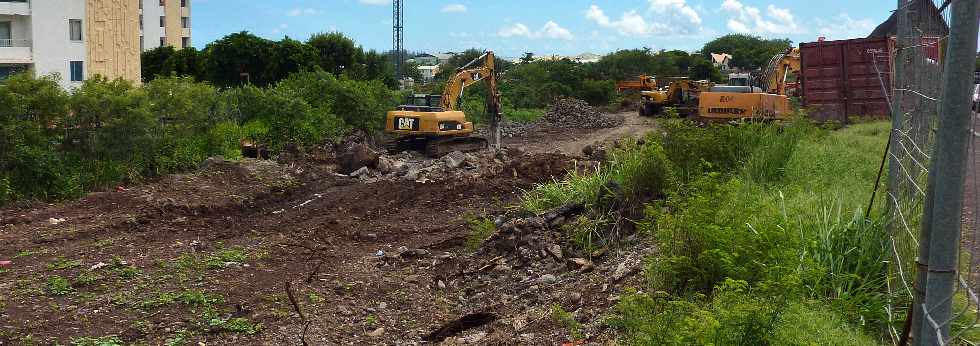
<box><xmin>385</xmin><ymin>51</ymin><xmax>501</xmax><ymax>157</ymax></box>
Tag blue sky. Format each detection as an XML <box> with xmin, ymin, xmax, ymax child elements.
<box><xmin>191</xmin><ymin>0</ymin><xmax>894</xmax><ymax>57</ymax></box>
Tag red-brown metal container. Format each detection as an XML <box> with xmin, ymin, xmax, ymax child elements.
<box><xmin>800</xmin><ymin>37</ymin><xmax>894</xmax><ymax>122</ymax></box>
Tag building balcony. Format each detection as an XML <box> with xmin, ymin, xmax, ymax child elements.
<box><xmin>0</xmin><ymin>0</ymin><xmax>30</xmax><ymax>16</ymax></box>
<box><xmin>0</xmin><ymin>39</ymin><xmax>32</xmax><ymax>63</ymax></box>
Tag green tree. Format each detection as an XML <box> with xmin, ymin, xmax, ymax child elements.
<box><xmin>141</xmin><ymin>46</ymin><xmax>176</xmax><ymax>82</ymax></box>
<box><xmin>689</xmin><ymin>57</ymin><xmax>723</xmax><ymax>82</ymax></box>
<box><xmin>702</xmin><ymin>34</ymin><xmax>792</xmax><ymax>70</ymax></box>
<box><xmin>161</xmin><ymin>47</ymin><xmax>205</xmax><ymax>81</ymax></box>
<box><xmin>307</xmin><ymin>32</ymin><xmax>363</xmax><ymax>76</ymax></box>
<box><xmin>264</xmin><ymin>37</ymin><xmax>318</xmax><ymax>83</ymax></box>
<box><xmin>203</xmin><ymin>31</ymin><xmax>274</xmax><ymax>87</ymax></box>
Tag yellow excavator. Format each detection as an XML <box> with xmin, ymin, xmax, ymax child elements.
<box><xmin>638</xmin><ymin>78</ymin><xmax>714</xmax><ymax>117</ymax></box>
<box><xmin>697</xmin><ymin>48</ymin><xmax>800</xmax><ymax>121</ymax></box>
<box><xmin>385</xmin><ymin>51</ymin><xmax>501</xmax><ymax>157</ymax></box>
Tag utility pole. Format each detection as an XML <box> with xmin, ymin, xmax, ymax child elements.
<box><xmin>392</xmin><ymin>0</ymin><xmax>404</xmax><ymax>82</ymax></box>
<box><xmin>919</xmin><ymin>0</ymin><xmax>980</xmax><ymax>344</ymax></box>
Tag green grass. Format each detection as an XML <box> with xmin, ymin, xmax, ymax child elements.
<box><xmin>504</xmin><ymin>108</ymin><xmax>545</xmax><ymax>123</ymax></box>
<box><xmin>45</xmin><ymin>276</ymin><xmax>73</xmax><ymax>296</ymax></box>
<box><xmin>465</xmin><ymin>217</ymin><xmax>496</xmax><ymax>251</ymax></box>
<box><xmin>525</xmin><ymin>120</ymin><xmax>897</xmax><ymax>343</ymax></box>
<box><xmin>70</xmin><ymin>335</ymin><xmax>123</xmax><ymax>346</ymax></box>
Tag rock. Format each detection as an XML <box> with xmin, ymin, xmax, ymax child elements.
<box><xmin>375</xmin><ymin>250</ymin><xmax>385</xmax><ymax>257</ymax></box>
<box><xmin>338</xmin><ymin>143</ymin><xmax>379</xmax><ymax>174</ymax></box>
<box><xmin>350</xmin><ymin>166</ymin><xmax>370</xmax><ymax>178</ymax></box>
<box><xmin>366</xmin><ymin>327</ymin><xmax>385</xmax><ymax>337</ymax></box>
<box><xmin>547</xmin><ymin>244</ymin><xmax>563</xmax><ymax>259</ymax></box>
<box><xmin>568</xmin><ymin>292</ymin><xmax>583</xmax><ymax>304</ymax></box>
<box><xmin>443</xmin><ymin>151</ymin><xmax>467</xmax><ymax>169</ymax></box>
<box><xmin>582</xmin><ymin>145</ymin><xmax>595</xmax><ymax>157</ymax></box>
<box><xmin>48</xmin><ymin>218</ymin><xmax>66</xmax><ymax>225</ymax></box>
<box><xmin>0</xmin><ymin>260</ymin><xmax>11</xmax><ymax>267</ymax></box>
<box><xmin>377</xmin><ymin>157</ymin><xmax>394</xmax><ymax>174</ymax></box>
<box><xmin>537</xmin><ymin>274</ymin><xmax>557</xmax><ymax>284</ymax></box>
<box><xmin>569</xmin><ymin>258</ymin><xmax>594</xmax><ymax>272</ymax></box>
<box><xmin>437</xmin><ymin>280</ymin><xmax>447</xmax><ymax>289</ymax></box>
<box><xmin>463</xmin><ymin>332</ymin><xmax>487</xmax><ymax>344</ymax></box>
<box><xmin>378</xmin><ymin>302</ymin><xmax>387</xmax><ymax>309</ymax></box>
<box><xmin>89</xmin><ymin>262</ymin><xmax>108</xmax><ymax>270</ymax></box>
<box><xmin>404</xmin><ymin>168</ymin><xmax>421</xmax><ymax>181</ymax></box>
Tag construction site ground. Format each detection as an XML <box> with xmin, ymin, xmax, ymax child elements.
<box><xmin>0</xmin><ymin>112</ymin><xmax>657</xmax><ymax>345</ymax></box>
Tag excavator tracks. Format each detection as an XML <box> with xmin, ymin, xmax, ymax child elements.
<box><xmin>425</xmin><ymin>136</ymin><xmax>488</xmax><ymax>157</ymax></box>
<box><xmin>387</xmin><ymin>136</ymin><xmax>488</xmax><ymax>157</ymax></box>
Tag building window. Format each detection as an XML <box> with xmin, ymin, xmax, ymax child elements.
<box><xmin>181</xmin><ymin>37</ymin><xmax>189</xmax><ymax>48</ymax></box>
<box><xmin>0</xmin><ymin>22</ymin><xmax>10</xmax><ymax>47</ymax></box>
<box><xmin>181</xmin><ymin>0</ymin><xmax>187</xmax><ymax>7</ymax></box>
<box><xmin>160</xmin><ymin>16</ymin><xmax>165</xmax><ymax>28</ymax></box>
<box><xmin>139</xmin><ymin>15</ymin><xmax>143</xmax><ymax>30</ymax></box>
<box><xmin>159</xmin><ymin>0</ymin><xmax>165</xmax><ymax>6</ymax></box>
<box><xmin>70</xmin><ymin>61</ymin><xmax>84</xmax><ymax>82</ymax></box>
<box><xmin>69</xmin><ymin>19</ymin><xmax>82</xmax><ymax>41</ymax></box>
<box><xmin>160</xmin><ymin>37</ymin><xmax>166</xmax><ymax>47</ymax></box>
<box><xmin>181</xmin><ymin>17</ymin><xmax>189</xmax><ymax>28</ymax></box>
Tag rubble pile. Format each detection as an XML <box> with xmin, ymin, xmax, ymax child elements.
<box><xmin>341</xmin><ymin>145</ymin><xmax>517</xmax><ymax>183</ymax></box>
<box><xmin>476</xmin><ymin>120</ymin><xmax>538</xmax><ymax>138</ymax></box>
<box><xmin>543</xmin><ymin>97</ymin><xmax>623</xmax><ymax>129</ymax></box>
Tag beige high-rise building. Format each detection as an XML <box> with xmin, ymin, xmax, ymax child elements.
<box><xmin>0</xmin><ymin>0</ymin><xmax>141</xmax><ymax>88</ymax></box>
<box><xmin>140</xmin><ymin>0</ymin><xmax>191</xmax><ymax>51</ymax></box>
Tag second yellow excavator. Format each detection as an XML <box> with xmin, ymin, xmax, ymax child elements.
<box><xmin>697</xmin><ymin>48</ymin><xmax>800</xmax><ymax>121</ymax></box>
<box><xmin>638</xmin><ymin>78</ymin><xmax>714</xmax><ymax>117</ymax></box>
<box><xmin>385</xmin><ymin>51</ymin><xmax>501</xmax><ymax>157</ymax></box>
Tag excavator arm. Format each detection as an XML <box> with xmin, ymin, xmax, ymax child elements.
<box><xmin>439</xmin><ymin>51</ymin><xmax>502</xmax><ymax>148</ymax></box>
<box><xmin>441</xmin><ymin>51</ymin><xmax>498</xmax><ymax>111</ymax></box>
<box><xmin>761</xmin><ymin>48</ymin><xmax>801</xmax><ymax>95</ymax></box>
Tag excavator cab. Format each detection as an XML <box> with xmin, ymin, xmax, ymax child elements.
<box><xmin>397</xmin><ymin>94</ymin><xmax>445</xmax><ymax>112</ymax></box>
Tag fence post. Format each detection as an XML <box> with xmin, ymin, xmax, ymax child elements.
<box><xmin>920</xmin><ymin>0</ymin><xmax>980</xmax><ymax>344</ymax></box>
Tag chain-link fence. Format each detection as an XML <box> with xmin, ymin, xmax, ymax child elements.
<box><xmin>883</xmin><ymin>1</ymin><xmax>980</xmax><ymax>344</ymax></box>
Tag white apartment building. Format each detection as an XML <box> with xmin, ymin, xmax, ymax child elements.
<box><xmin>0</xmin><ymin>0</ymin><xmax>141</xmax><ymax>88</ymax></box>
<box><xmin>140</xmin><ymin>0</ymin><xmax>191</xmax><ymax>51</ymax></box>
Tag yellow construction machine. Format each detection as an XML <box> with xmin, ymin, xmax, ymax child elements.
<box><xmin>385</xmin><ymin>51</ymin><xmax>501</xmax><ymax>157</ymax></box>
<box><xmin>638</xmin><ymin>78</ymin><xmax>714</xmax><ymax>117</ymax></box>
<box><xmin>697</xmin><ymin>48</ymin><xmax>800</xmax><ymax>121</ymax></box>
<box><xmin>616</xmin><ymin>75</ymin><xmax>658</xmax><ymax>93</ymax></box>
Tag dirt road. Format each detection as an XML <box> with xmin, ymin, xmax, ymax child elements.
<box><xmin>0</xmin><ymin>113</ymin><xmax>657</xmax><ymax>345</ymax></box>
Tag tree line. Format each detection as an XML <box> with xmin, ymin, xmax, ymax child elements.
<box><xmin>142</xmin><ymin>31</ymin><xmax>397</xmax><ymax>88</ymax></box>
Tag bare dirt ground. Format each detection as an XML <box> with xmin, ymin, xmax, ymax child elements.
<box><xmin>0</xmin><ymin>112</ymin><xmax>657</xmax><ymax>345</ymax></box>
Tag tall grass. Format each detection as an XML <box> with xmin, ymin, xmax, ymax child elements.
<box><xmin>528</xmin><ymin>119</ymin><xmax>897</xmax><ymax>342</ymax></box>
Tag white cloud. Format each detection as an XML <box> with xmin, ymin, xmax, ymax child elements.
<box><xmin>287</xmin><ymin>7</ymin><xmax>320</xmax><ymax>16</ymax></box>
<box><xmin>441</xmin><ymin>3</ymin><xmax>467</xmax><ymax>13</ymax></box>
<box><xmin>649</xmin><ymin>0</ymin><xmax>701</xmax><ymax>26</ymax></box>
<box><xmin>498</xmin><ymin>21</ymin><xmax>574</xmax><ymax>40</ymax></box>
<box><xmin>585</xmin><ymin>1</ymin><xmax>702</xmax><ymax>37</ymax></box>
<box><xmin>720</xmin><ymin>0</ymin><xmax>802</xmax><ymax>34</ymax></box>
<box><xmin>359</xmin><ymin>0</ymin><xmax>390</xmax><ymax>5</ymax></box>
<box><xmin>814</xmin><ymin>14</ymin><xmax>876</xmax><ymax>40</ymax></box>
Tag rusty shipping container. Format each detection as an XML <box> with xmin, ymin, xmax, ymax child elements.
<box><xmin>800</xmin><ymin>37</ymin><xmax>894</xmax><ymax>123</ymax></box>
<box><xmin>800</xmin><ymin>36</ymin><xmax>942</xmax><ymax>123</ymax></box>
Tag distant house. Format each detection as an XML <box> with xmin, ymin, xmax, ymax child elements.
<box><xmin>418</xmin><ymin>65</ymin><xmax>440</xmax><ymax>84</ymax></box>
<box><xmin>711</xmin><ymin>53</ymin><xmax>733</xmax><ymax>71</ymax></box>
<box><xmin>572</xmin><ymin>53</ymin><xmax>601</xmax><ymax>64</ymax></box>
<box><xmin>415</xmin><ymin>52</ymin><xmax>456</xmax><ymax>66</ymax></box>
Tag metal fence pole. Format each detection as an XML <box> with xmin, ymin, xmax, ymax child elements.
<box><xmin>920</xmin><ymin>0</ymin><xmax>980</xmax><ymax>344</ymax></box>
